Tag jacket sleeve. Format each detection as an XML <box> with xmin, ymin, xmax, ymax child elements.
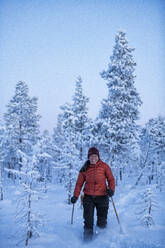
<box><xmin>105</xmin><ymin>164</ymin><xmax>115</xmax><ymax>192</ymax></box>
<box><xmin>73</xmin><ymin>172</ymin><xmax>85</xmax><ymax>198</ymax></box>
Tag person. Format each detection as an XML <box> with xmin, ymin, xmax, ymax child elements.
<box><xmin>71</xmin><ymin>147</ymin><xmax>115</xmax><ymax>241</ymax></box>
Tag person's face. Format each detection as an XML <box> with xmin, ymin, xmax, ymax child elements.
<box><xmin>89</xmin><ymin>154</ymin><xmax>99</xmax><ymax>165</ymax></box>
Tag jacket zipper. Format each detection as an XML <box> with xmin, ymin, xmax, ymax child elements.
<box><xmin>94</xmin><ymin>164</ymin><xmax>96</xmax><ymax>195</ymax></box>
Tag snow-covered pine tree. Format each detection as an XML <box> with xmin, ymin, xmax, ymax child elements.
<box><xmin>52</xmin><ymin>102</ymin><xmax>74</xmax><ymax>184</ymax></box>
<box><xmin>136</xmin><ymin>186</ymin><xmax>158</xmax><ymax>228</ymax></box>
<box><xmin>63</xmin><ymin>139</ymin><xmax>79</xmax><ymax>204</ymax></box>
<box><xmin>52</xmin><ymin>126</ymin><xmax>65</xmax><ymax>184</ymax></box>
<box><xmin>4</xmin><ymin>81</ymin><xmax>40</xmax><ymax>177</ymax></box>
<box><xmin>52</xmin><ymin>102</ymin><xmax>80</xmax><ymax>204</ymax></box>
<box><xmin>35</xmin><ymin>130</ymin><xmax>54</xmax><ymax>190</ymax></box>
<box><xmin>137</xmin><ymin>116</ymin><xmax>165</xmax><ymax>189</ymax></box>
<box><xmin>72</xmin><ymin>76</ymin><xmax>90</xmax><ymax>161</ymax></box>
<box><xmin>52</xmin><ymin>103</ymin><xmax>72</xmax><ymax>166</ymax></box>
<box><xmin>15</xmin><ymin>150</ymin><xmax>44</xmax><ymax>246</ymax></box>
<box><xmin>97</xmin><ymin>31</ymin><xmax>142</xmax><ymax>183</ymax></box>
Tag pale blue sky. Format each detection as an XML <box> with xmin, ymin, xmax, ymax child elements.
<box><xmin>0</xmin><ymin>0</ymin><xmax>165</xmax><ymax>132</ymax></box>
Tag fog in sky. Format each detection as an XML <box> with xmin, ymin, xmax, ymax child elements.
<box><xmin>0</xmin><ymin>0</ymin><xmax>165</xmax><ymax>133</ymax></box>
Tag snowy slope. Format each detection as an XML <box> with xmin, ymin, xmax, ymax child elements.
<box><xmin>0</xmin><ymin>183</ymin><xmax>165</xmax><ymax>248</ymax></box>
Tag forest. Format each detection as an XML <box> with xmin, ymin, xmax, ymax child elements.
<box><xmin>0</xmin><ymin>31</ymin><xmax>165</xmax><ymax>248</ymax></box>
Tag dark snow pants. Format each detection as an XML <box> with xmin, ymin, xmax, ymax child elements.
<box><xmin>83</xmin><ymin>194</ymin><xmax>109</xmax><ymax>240</ymax></box>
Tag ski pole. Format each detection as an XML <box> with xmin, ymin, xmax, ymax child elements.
<box><xmin>71</xmin><ymin>203</ymin><xmax>75</xmax><ymax>224</ymax></box>
<box><xmin>111</xmin><ymin>197</ymin><xmax>120</xmax><ymax>225</ymax></box>
<box><xmin>111</xmin><ymin>197</ymin><xmax>123</xmax><ymax>233</ymax></box>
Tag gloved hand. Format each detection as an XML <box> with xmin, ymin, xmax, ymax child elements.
<box><xmin>107</xmin><ymin>188</ymin><xmax>114</xmax><ymax>197</ymax></box>
<box><xmin>71</xmin><ymin>196</ymin><xmax>78</xmax><ymax>204</ymax></box>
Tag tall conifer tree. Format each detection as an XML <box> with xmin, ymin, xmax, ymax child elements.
<box><xmin>97</xmin><ymin>31</ymin><xmax>142</xmax><ymax>181</ymax></box>
<box><xmin>4</xmin><ymin>81</ymin><xmax>40</xmax><ymax>173</ymax></box>
<box><xmin>72</xmin><ymin>76</ymin><xmax>90</xmax><ymax>160</ymax></box>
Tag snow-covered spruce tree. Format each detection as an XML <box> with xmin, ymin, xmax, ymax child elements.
<box><xmin>137</xmin><ymin>116</ymin><xmax>165</xmax><ymax>189</ymax></box>
<box><xmin>72</xmin><ymin>76</ymin><xmax>90</xmax><ymax>161</ymax></box>
<box><xmin>62</xmin><ymin>137</ymin><xmax>79</xmax><ymax>205</ymax></box>
<box><xmin>136</xmin><ymin>186</ymin><xmax>158</xmax><ymax>228</ymax></box>
<box><xmin>35</xmin><ymin>130</ymin><xmax>54</xmax><ymax>190</ymax></box>
<box><xmin>4</xmin><ymin>81</ymin><xmax>40</xmax><ymax>177</ymax></box>
<box><xmin>52</xmin><ymin>103</ymin><xmax>73</xmax><ymax>184</ymax></box>
<box><xmin>96</xmin><ymin>31</ymin><xmax>142</xmax><ymax>183</ymax></box>
<box><xmin>15</xmin><ymin>150</ymin><xmax>44</xmax><ymax>246</ymax></box>
<box><xmin>52</xmin><ymin>102</ymin><xmax>80</xmax><ymax>204</ymax></box>
<box><xmin>52</xmin><ymin>127</ymin><xmax>65</xmax><ymax>184</ymax></box>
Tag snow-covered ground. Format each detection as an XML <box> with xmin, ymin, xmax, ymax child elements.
<box><xmin>0</xmin><ymin>182</ymin><xmax>165</xmax><ymax>248</ymax></box>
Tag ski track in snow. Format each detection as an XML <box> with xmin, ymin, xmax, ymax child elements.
<box><xmin>0</xmin><ymin>184</ymin><xmax>165</xmax><ymax>248</ymax></box>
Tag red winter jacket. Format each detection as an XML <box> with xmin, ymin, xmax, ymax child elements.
<box><xmin>73</xmin><ymin>160</ymin><xmax>115</xmax><ymax>198</ymax></box>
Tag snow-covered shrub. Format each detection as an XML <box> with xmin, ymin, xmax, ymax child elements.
<box><xmin>15</xmin><ymin>150</ymin><xmax>44</xmax><ymax>246</ymax></box>
<box><xmin>136</xmin><ymin>186</ymin><xmax>158</xmax><ymax>228</ymax></box>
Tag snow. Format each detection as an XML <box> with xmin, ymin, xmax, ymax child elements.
<box><xmin>0</xmin><ymin>182</ymin><xmax>165</xmax><ymax>248</ymax></box>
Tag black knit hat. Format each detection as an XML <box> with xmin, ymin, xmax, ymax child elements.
<box><xmin>88</xmin><ymin>147</ymin><xmax>100</xmax><ymax>158</ymax></box>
